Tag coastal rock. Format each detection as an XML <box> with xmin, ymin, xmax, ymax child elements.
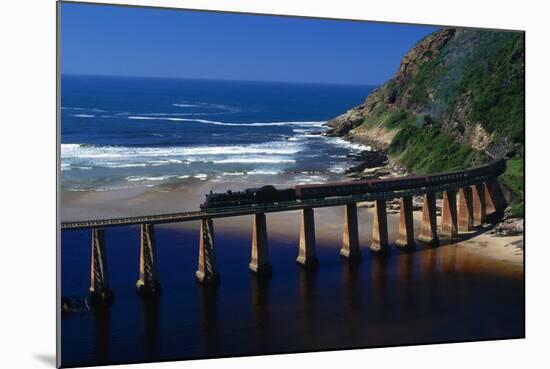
<box><xmin>489</xmin><ymin>218</ymin><xmax>524</xmax><ymax>236</ymax></box>
<box><xmin>325</xmin><ymin>105</ymin><xmax>366</xmax><ymax>136</ymax></box>
<box><xmin>62</xmin><ymin>297</ymin><xmax>91</xmax><ymax>317</ymax></box>
<box><xmin>345</xmin><ymin>151</ymin><xmax>388</xmax><ymax>174</ymax></box>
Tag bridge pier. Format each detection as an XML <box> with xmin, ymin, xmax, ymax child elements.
<box><xmin>136</xmin><ymin>224</ymin><xmax>161</xmax><ymax>296</ymax></box>
<box><xmin>485</xmin><ymin>178</ymin><xmax>507</xmax><ymax>215</ymax></box>
<box><xmin>196</xmin><ymin>219</ymin><xmax>220</xmax><ymax>285</ymax></box>
<box><xmin>441</xmin><ymin>190</ymin><xmax>458</xmax><ymax>238</ymax></box>
<box><xmin>89</xmin><ymin>229</ymin><xmax>113</xmax><ymax>304</ymax></box>
<box><xmin>484</xmin><ymin>182</ymin><xmax>496</xmax><ymax>215</ymax></box>
<box><xmin>370</xmin><ymin>199</ymin><xmax>389</xmax><ymax>253</ymax></box>
<box><xmin>395</xmin><ymin>196</ymin><xmax>415</xmax><ymax>249</ymax></box>
<box><xmin>471</xmin><ymin>184</ymin><xmax>487</xmax><ymax>226</ymax></box>
<box><xmin>458</xmin><ymin>187</ymin><xmax>474</xmax><ymax>232</ymax></box>
<box><xmin>249</xmin><ymin>213</ymin><xmax>272</xmax><ymax>276</ymax></box>
<box><xmin>418</xmin><ymin>193</ymin><xmax>438</xmax><ymax>244</ymax></box>
<box><xmin>296</xmin><ymin>208</ymin><xmax>318</xmax><ymax>268</ymax></box>
<box><xmin>340</xmin><ymin>203</ymin><xmax>361</xmax><ymax>261</ymax></box>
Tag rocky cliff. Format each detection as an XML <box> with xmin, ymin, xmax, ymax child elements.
<box><xmin>326</xmin><ymin>28</ymin><xmax>524</xmax><ymax>215</ymax></box>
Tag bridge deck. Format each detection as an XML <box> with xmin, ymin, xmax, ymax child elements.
<box><xmin>61</xmin><ymin>177</ymin><xmax>490</xmax><ymax>230</ymax></box>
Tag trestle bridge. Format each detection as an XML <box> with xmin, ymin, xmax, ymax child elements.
<box><xmin>61</xmin><ymin>161</ymin><xmax>507</xmax><ymax>303</ymax></box>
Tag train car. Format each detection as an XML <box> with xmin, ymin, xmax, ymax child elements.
<box><xmin>200</xmin><ymin>189</ymin><xmax>255</xmax><ymax>209</ymax></box>
<box><xmin>245</xmin><ymin>185</ymin><xmax>296</xmax><ymax>203</ymax></box>
<box><xmin>425</xmin><ymin>159</ymin><xmax>506</xmax><ymax>187</ymax></box>
<box><xmin>367</xmin><ymin>175</ymin><xmax>427</xmax><ymax>193</ymax></box>
<box><xmin>294</xmin><ymin>180</ymin><xmax>371</xmax><ymax>200</ymax></box>
<box><xmin>201</xmin><ymin>159</ymin><xmax>507</xmax><ymax>209</ymax></box>
<box><xmin>295</xmin><ymin>174</ymin><xmax>427</xmax><ymax>199</ymax></box>
<box><xmin>200</xmin><ymin>185</ymin><xmax>296</xmax><ymax>209</ymax></box>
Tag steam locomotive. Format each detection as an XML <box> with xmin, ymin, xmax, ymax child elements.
<box><xmin>200</xmin><ymin>185</ymin><xmax>296</xmax><ymax>209</ymax></box>
<box><xmin>200</xmin><ymin>159</ymin><xmax>505</xmax><ymax>210</ymax></box>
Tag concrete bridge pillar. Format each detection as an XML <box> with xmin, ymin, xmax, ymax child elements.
<box><xmin>249</xmin><ymin>213</ymin><xmax>272</xmax><ymax>275</ymax></box>
<box><xmin>418</xmin><ymin>193</ymin><xmax>438</xmax><ymax>244</ymax></box>
<box><xmin>89</xmin><ymin>228</ymin><xmax>113</xmax><ymax>303</ymax></box>
<box><xmin>485</xmin><ymin>178</ymin><xmax>507</xmax><ymax>215</ymax></box>
<box><xmin>196</xmin><ymin>219</ymin><xmax>220</xmax><ymax>285</ymax></box>
<box><xmin>458</xmin><ymin>187</ymin><xmax>474</xmax><ymax>232</ymax></box>
<box><xmin>484</xmin><ymin>182</ymin><xmax>496</xmax><ymax>215</ymax></box>
<box><xmin>340</xmin><ymin>203</ymin><xmax>361</xmax><ymax>261</ymax></box>
<box><xmin>296</xmin><ymin>208</ymin><xmax>318</xmax><ymax>268</ymax></box>
<box><xmin>441</xmin><ymin>190</ymin><xmax>458</xmax><ymax>238</ymax></box>
<box><xmin>136</xmin><ymin>224</ymin><xmax>161</xmax><ymax>296</ymax></box>
<box><xmin>471</xmin><ymin>184</ymin><xmax>487</xmax><ymax>226</ymax></box>
<box><xmin>395</xmin><ymin>196</ymin><xmax>415</xmax><ymax>249</ymax></box>
<box><xmin>371</xmin><ymin>199</ymin><xmax>389</xmax><ymax>253</ymax></box>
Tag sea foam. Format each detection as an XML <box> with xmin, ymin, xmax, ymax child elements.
<box><xmin>61</xmin><ymin>141</ymin><xmax>301</xmax><ymax>169</ymax></box>
<box><xmin>127</xmin><ymin>116</ymin><xmax>326</xmax><ymax>128</ymax></box>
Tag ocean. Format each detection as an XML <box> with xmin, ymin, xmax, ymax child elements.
<box><xmin>61</xmin><ymin>75</ymin><xmax>375</xmax><ymax>191</ymax></box>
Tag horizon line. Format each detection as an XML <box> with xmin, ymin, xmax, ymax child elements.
<box><xmin>61</xmin><ymin>73</ymin><xmax>383</xmax><ymax>87</ymax></box>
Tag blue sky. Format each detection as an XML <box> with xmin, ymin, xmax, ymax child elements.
<box><xmin>61</xmin><ymin>3</ymin><xmax>439</xmax><ymax>85</ymax></box>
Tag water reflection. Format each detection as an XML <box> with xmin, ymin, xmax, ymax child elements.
<box><xmin>440</xmin><ymin>245</ymin><xmax>458</xmax><ymax>273</ymax></box>
<box><xmin>198</xmin><ymin>286</ymin><xmax>219</xmax><ymax>353</ymax></box>
<box><xmin>397</xmin><ymin>251</ymin><xmax>416</xmax><ymax>311</ymax></box>
<box><xmin>370</xmin><ymin>256</ymin><xmax>389</xmax><ymax>317</ymax></box>
<box><xmin>250</xmin><ymin>275</ymin><xmax>271</xmax><ymax>346</ymax></box>
<box><xmin>298</xmin><ymin>268</ymin><xmax>318</xmax><ymax>334</ymax></box>
<box><xmin>93</xmin><ymin>305</ymin><xmax>111</xmax><ymax>364</ymax></box>
<box><xmin>340</xmin><ymin>260</ymin><xmax>361</xmax><ymax>312</ymax></box>
<box><xmin>141</xmin><ymin>298</ymin><xmax>161</xmax><ymax>357</ymax></box>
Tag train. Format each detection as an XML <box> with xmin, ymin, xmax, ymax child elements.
<box><xmin>200</xmin><ymin>159</ymin><xmax>506</xmax><ymax>210</ymax></box>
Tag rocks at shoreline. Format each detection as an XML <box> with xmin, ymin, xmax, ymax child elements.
<box><xmin>489</xmin><ymin>217</ymin><xmax>524</xmax><ymax>237</ymax></box>
<box><xmin>324</xmin><ymin>105</ymin><xmax>366</xmax><ymax>137</ymax></box>
<box><xmin>345</xmin><ymin>151</ymin><xmax>388</xmax><ymax>174</ymax></box>
<box><xmin>344</xmin><ymin>150</ymin><xmax>409</xmax><ymax>181</ymax></box>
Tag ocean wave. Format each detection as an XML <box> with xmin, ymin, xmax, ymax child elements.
<box><xmin>101</xmin><ymin>163</ymin><xmax>149</xmax><ymax>168</ymax></box>
<box><xmin>293</xmin><ymin>174</ymin><xmax>329</xmax><ymax>184</ymax></box>
<box><xmin>139</xmin><ymin>112</ymin><xmax>212</xmax><ymax>116</ymax></box>
<box><xmin>328</xmin><ymin>163</ymin><xmax>348</xmax><ymax>174</ymax></box>
<box><xmin>327</xmin><ymin>137</ymin><xmax>371</xmax><ymax>152</ymax></box>
<box><xmin>127</xmin><ymin>115</ymin><xmax>326</xmax><ymax>128</ymax></box>
<box><xmin>221</xmin><ymin>171</ymin><xmax>246</xmax><ymax>176</ymax></box>
<box><xmin>172</xmin><ymin>101</ymin><xmax>234</xmax><ymax>110</ymax></box>
<box><xmin>246</xmin><ymin>170</ymin><xmax>282</xmax><ymax>175</ymax></box>
<box><xmin>62</xmin><ymin>107</ymin><xmax>108</xmax><ymax>113</ymax></box>
<box><xmin>213</xmin><ymin>157</ymin><xmax>295</xmax><ymax>164</ymax></box>
<box><xmin>61</xmin><ymin>142</ymin><xmax>301</xmax><ymax>158</ymax></box>
<box><xmin>61</xmin><ymin>141</ymin><xmax>301</xmax><ymax>169</ymax></box>
<box><xmin>61</xmin><ymin>107</ymin><xmax>86</xmax><ymax>111</ymax></box>
<box><xmin>172</xmin><ymin>103</ymin><xmax>201</xmax><ymax>108</ymax></box>
<box><xmin>125</xmin><ymin>175</ymin><xmax>179</xmax><ymax>182</ymax></box>
<box><xmin>72</xmin><ymin>114</ymin><xmax>95</xmax><ymax>118</ymax></box>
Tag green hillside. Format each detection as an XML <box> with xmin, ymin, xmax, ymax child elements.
<box><xmin>327</xmin><ymin>28</ymin><xmax>524</xmax><ymax>216</ymax></box>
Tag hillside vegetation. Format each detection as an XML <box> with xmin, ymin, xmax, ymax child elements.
<box><xmin>326</xmin><ymin>28</ymin><xmax>524</xmax><ymax>216</ymax></box>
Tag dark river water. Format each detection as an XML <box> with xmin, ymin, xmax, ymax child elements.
<box><xmin>60</xmin><ymin>225</ymin><xmax>524</xmax><ymax>367</ymax></box>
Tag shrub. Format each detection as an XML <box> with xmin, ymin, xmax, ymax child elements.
<box><xmin>388</xmin><ymin>125</ymin><xmax>487</xmax><ymax>173</ymax></box>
